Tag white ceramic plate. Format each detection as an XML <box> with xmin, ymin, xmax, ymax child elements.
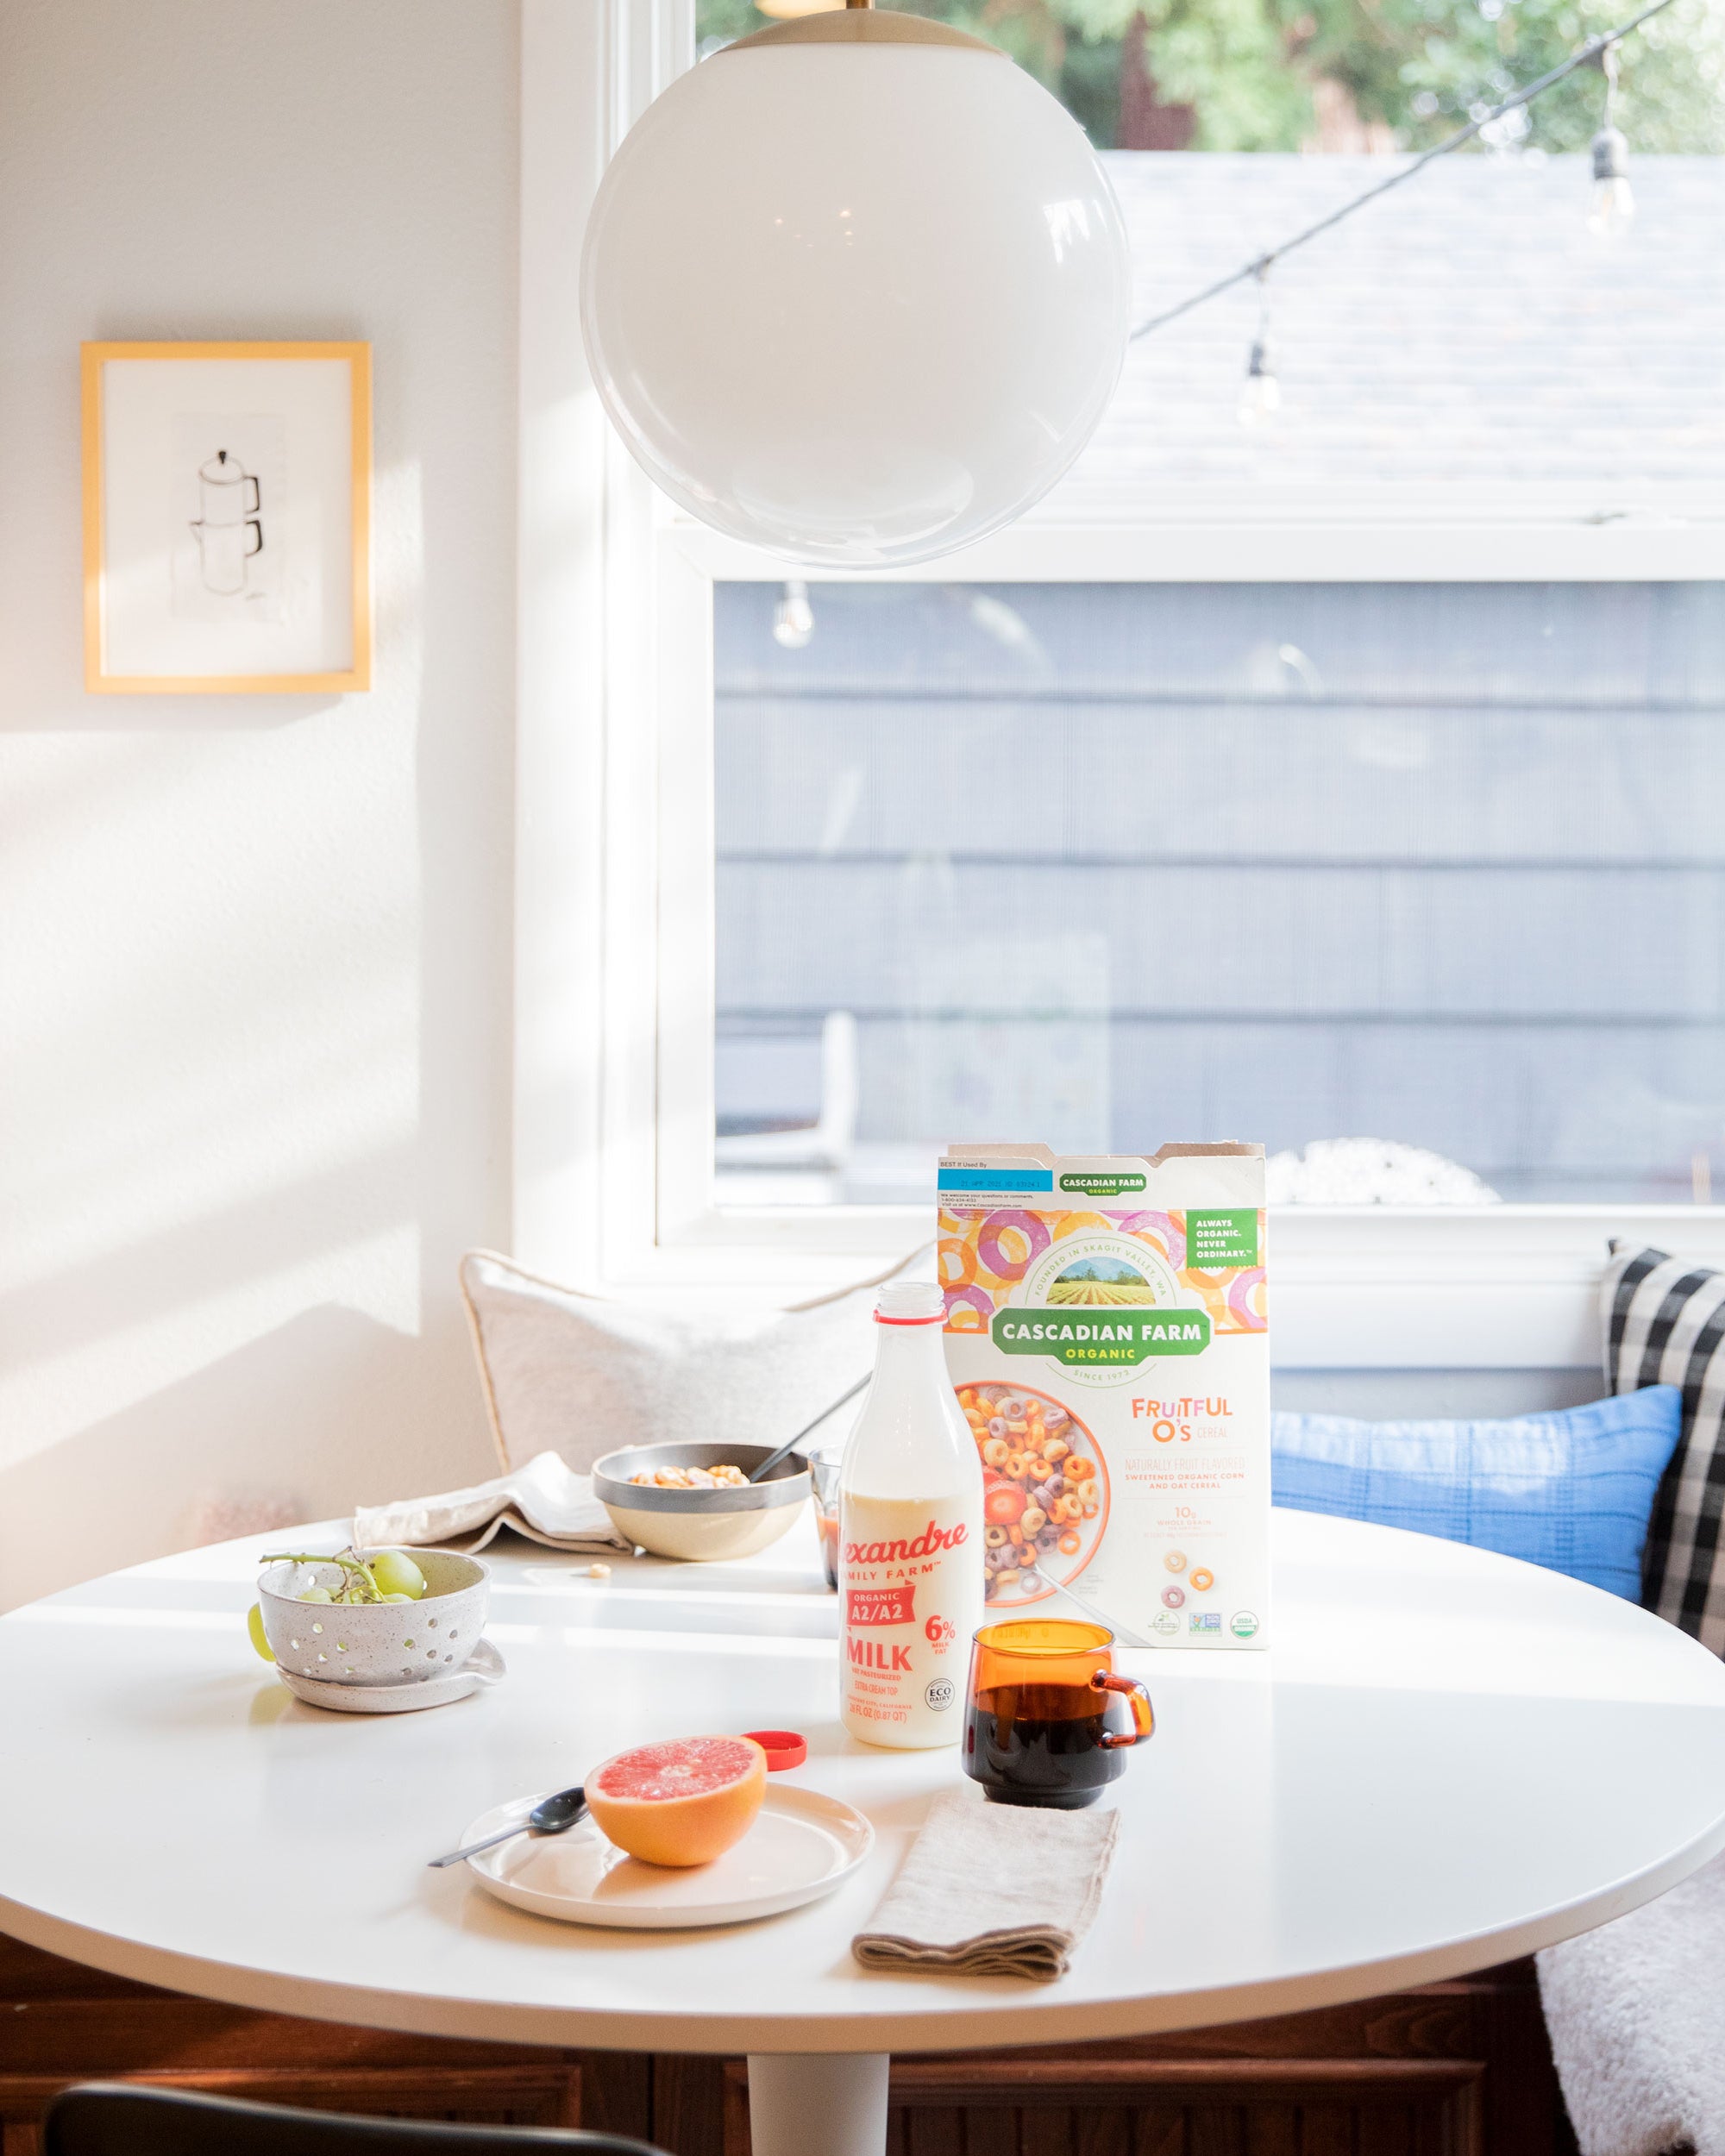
<box><xmin>281</xmin><ymin>1639</ymin><xmax>505</xmax><ymax>1713</ymax></box>
<box><xmin>461</xmin><ymin>1783</ymin><xmax>873</xmax><ymax>1929</ymax></box>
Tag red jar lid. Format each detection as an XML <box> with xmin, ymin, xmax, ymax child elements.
<box><xmin>743</xmin><ymin>1729</ymin><xmax>807</xmax><ymax>1771</ymax></box>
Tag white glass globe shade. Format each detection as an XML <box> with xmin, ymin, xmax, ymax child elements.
<box><xmin>580</xmin><ymin>19</ymin><xmax>1132</xmax><ymax>567</ymax></box>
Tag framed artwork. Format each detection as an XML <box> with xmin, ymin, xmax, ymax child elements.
<box><xmin>82</xmin><ymin>341</ymin><xmax>372</xmax><ymax>693</ymax></box>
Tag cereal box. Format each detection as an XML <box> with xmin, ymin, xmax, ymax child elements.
<box><xmin>939</xmin><ymin>1142</ymin><xmax>1270</xmax><ymax>1650</ymax></box>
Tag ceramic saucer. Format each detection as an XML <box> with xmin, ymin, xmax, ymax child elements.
<box><xmin>461</xmin><ymin>1783</ymin><xmax>872</xmax><ymax>1928</ymax></box>
<box><xmin>280</xmin><ymin>1638</ymin><xmax>505</xmax><ymax>1713</ymax></box>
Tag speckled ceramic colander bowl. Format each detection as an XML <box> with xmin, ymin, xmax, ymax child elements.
<box><xmin>257</xmin><ymin>1552</ymin><xmax>490</xmax><ymax>1685</ymax></box>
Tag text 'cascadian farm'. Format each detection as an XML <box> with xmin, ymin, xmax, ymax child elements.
<box><xmin>999</xmin><ymin>1319</ymin><xmax>1206</xmax><ymax>1344</ymax></box>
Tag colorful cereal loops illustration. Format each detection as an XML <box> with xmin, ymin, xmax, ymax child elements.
<box><xmin>943</xmin><ymin>1283</ymin><xmax>995</xmax><ymax>1332</ymax></box>
<box><xmin>940</xmin><ymin>1206</ymin><xmax>1188</xmax><ymax>1311</ymax></box>
<box><xmin>1189</xmin><ymin>1568</ymin><xmax>1214</xmax><ymax>1592</ymax></box>
<box><xmin>1226</xmin><ymin>1265</ymin><xmax>1267</xmax><ymax>1328</ymax></box>
<box><xmin>1112</xmin><ymin>1210</ymin><xmax>1187</xmax><ymax>1271</ymax></box>
<box><xmin>957</xmin><ymin>1381</ymin><xmax>1108</xmax><ymax>1605</ymax></box>
<box><xmin>977</xmin><ymin>1211</ymin><xmax>1050</xmax><ymax>1282</ymax></box>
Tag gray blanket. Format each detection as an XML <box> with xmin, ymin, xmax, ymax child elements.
<box><xmin>1540</xmin><ymin>1848</ymin><xmax>1725</xmax><ymax>2156</ymax></box>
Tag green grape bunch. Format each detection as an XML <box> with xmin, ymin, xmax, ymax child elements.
<box><xmin>246</xmin><ymin>1547</ymin><xmax>429</xmax><ymax>1663</ymax></box>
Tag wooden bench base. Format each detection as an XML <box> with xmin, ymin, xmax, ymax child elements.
<box><xmin>0</xmin><ymin>1936</ymin><xmax>1575</xmax><ymax>2156</ymax></box>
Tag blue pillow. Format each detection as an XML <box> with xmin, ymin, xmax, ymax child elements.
<box><xmin>1270</xmin><ymin>1388</ymin><xmax>1684</xmax><ymax>1599</ymax></box>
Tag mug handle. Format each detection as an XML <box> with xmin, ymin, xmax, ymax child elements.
<box><xmin>1093</xmin><ymin>1671</ymin><xmax>1154</xmax><ymax>1747</ymax></box>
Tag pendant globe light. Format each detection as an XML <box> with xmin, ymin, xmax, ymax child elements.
<box><xmin>580</xmin><ymin>2</ymin><xmax>1132</xmax><ymax>568</ymax></box>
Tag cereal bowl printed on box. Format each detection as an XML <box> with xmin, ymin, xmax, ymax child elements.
<box><xmin>957</xmin><ymin>1381</ymin><xmax>1110</xmax><ymax>1605</ymax></box>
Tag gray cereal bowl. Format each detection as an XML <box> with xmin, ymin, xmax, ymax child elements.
<box><xmin>593</xmin><ymin>1441</ymin><xmax>811</xmax><ymax>1562</ymax></box>
<box><xmin>258</xmin><ymin>1551</ymin><xmax>490</xmax><ymax>1684</ymax></box>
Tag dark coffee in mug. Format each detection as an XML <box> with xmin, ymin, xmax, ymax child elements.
<box><xmin>967</xmin><ymin>1685</ymin><xmax>1131</xmax><ymax>1808</ymax></box>
<box><xmin>963</xmin><ymin>1620</ymin><xmax>1154</xmax><ymax>1810</ymax></box>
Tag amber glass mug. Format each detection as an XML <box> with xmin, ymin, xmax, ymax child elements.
<box><xmin>963</xmin><ymin>1619</ymin><xmax>1154</xmax><ymax>1809</ymax></box>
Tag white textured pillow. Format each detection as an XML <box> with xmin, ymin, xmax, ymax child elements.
<box><xmin>459</xmin><ymin>1249</ymin><xmax>925</xmax><ymax>1475</ymax></box>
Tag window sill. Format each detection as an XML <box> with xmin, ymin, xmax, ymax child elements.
<box><xmin>623</xmin><ymin>1203</ymin><xmax>1725</xmax><ymax>1370</ymax></box>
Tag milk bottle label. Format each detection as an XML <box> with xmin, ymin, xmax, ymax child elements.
<box><xmin>839</xmin><ymin>1494</ymin><xmax>981</xmax><ymax>1741</ymax></box>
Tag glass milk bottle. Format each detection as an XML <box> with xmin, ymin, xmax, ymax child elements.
<box><xmin>839</xmin><ymin>1281</ymin><xmax>984</xmax><ymax>1748</ymax></box>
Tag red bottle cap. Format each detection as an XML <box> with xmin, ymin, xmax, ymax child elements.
<box><xmin>743</xmin><ymin>1729</ymin><xmax>807</xmax><ymax>1771</ymax></box>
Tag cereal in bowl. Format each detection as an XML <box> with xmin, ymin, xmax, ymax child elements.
<box><xmin>629</xmin><ymin>1463</ymin><xmax>749</xmax><ymax>1489</ymax></box>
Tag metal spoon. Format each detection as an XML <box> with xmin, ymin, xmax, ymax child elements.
<box><xmin>747</xmin><ymin>1373</ymin><xmax>870</xmax><ymax>1483</ymax></box>
<box><xmin>1017</xmin><ymin>1564</ymin><xmax>1154</xmax><ymax>1651</ymax></box>
<box><xmin>428</xmin><ymin>1785</ymin><xmax>587</xmax><ymax>1869</ymax></box>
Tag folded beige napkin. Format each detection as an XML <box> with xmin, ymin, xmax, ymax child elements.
<box><xmin>353</xmin><ymin>1450</ymin><xmax>629</xmax><ymax>1556</ymax></box>
<box><xmin>853</xmin><ymin>1788</ymin><xmax>1119</xmax><ymax>1983</ymax></box>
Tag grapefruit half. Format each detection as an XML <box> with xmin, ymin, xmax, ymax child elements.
<box><xmin>586</xmin><ymin>1735</ymin><xmax>768</xmax><ymax>1867</ymax></box>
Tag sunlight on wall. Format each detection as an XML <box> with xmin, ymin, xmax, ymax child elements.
<box><xmin>0</xmin><ymin>2</ymin><xmax>518</xmax><ymax>1607</ymax></box>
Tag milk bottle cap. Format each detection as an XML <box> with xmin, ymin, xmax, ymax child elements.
<box><xmin>875</xmin><ymin>1281</ymin><xmax>944</xmax><ymax>1325</ymax></box>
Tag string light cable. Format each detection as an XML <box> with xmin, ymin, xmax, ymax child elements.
<box><xmin>1128</xmin><ymin>0</ymin><xmax>1673</xmax><ymax>347</ymax></box>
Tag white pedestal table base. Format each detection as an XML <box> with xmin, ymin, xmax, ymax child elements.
<box><xmin>747</xmin><ymin>2053</ymin><xmax>891</xmax><ymax>2156</ymax></box>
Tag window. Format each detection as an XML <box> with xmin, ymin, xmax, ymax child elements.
<box><xmin>715</xmin><ymin>578</ymin><xmax>1725</xmax><ymax>1210</ymax></box>
<box><xmin>520</xmin><ymin>0</ymin><xmax>1725</xmax><ymax>1359</ymax></box>
<box><xmin>702</xmin><ymin>141</ymin><xmax>1725</xmax><ymax>1218</ymax></box>
<box><xmin>698</xmin><ymin>0</ymin><xmax>1725</xmax><ymax>158</ymax></box>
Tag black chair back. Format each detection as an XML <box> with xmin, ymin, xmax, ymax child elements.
<box><xmin>44</xmin><ymin>2084</ymin><xmax>673</xmax><ymax>2156</ymax></box>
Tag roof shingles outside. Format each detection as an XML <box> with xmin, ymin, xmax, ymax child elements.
<box><xmin>1027</xmin><ymin>152</ymin><xmax>1725</xmax><ymax>519</ymax></box>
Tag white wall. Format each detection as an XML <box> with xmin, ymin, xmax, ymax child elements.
<box><xmin>0</xmin><ymin>0</ymin><xmax>518</xmax><ymax>1606</ymax></box>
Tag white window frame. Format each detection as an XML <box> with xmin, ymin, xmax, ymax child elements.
<box><xmin>517</xmin><ymin>0</ymin><xmax>1725</xmax><ymax>1367</ymax></box>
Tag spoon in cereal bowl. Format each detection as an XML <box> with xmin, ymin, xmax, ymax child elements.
<box><xmin>746</xmin><ymin>1372</ymin><xmax>871</xmax><ymax>1483</ymax></box>
<box><xmin>1016</xmin><ymin>1561</ymin><xmax>1153</xmax><ymax>1649</ymax></box>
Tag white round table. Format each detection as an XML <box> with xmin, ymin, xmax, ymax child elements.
<box><xmin>3</xmin><ymin>1507</ymin><xmax>1725</xmax><ymax>2156</ymax></box>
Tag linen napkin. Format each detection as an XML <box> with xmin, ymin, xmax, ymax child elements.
<box><xmin>352</xmin><ymin>1450</ymin><xmax>629</xmax><ymax>1556</ymax></box>
<box><xmin>852</xmin><ymin>1788</ymin><xmax>1119</xmax><ymax>1982</ymax></box>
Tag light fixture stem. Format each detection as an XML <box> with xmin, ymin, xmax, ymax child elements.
<box><xmin>845</xmin><ymin>0</ymin><xmax>874</xmax><ymax>9</ymax></box>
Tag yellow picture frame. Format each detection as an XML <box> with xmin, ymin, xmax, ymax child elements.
<box><xmin>82</xmin><ymin>341</ymin><xmax>373</xmax><ymax>694</ymax></box>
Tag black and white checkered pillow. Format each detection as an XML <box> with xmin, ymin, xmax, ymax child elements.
<box><xmin>1604</xmin><ymin>1241</ymin><xmax>1725</xmax><ymax>1652</ymax></box>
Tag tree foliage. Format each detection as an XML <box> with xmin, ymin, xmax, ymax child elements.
<box><xmin>695</xmin><ymin>0</ymin><xmax>1725</xmax><ymax>151</ymax></box>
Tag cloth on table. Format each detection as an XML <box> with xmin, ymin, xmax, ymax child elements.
<box><xmin>1538</xmin><ymin>1845</ymin><xmax>1725</xmax><ymax>2156</ymax></box>
<box><xmin>352</xmin><ymin>1449</ymin><xmax>628</xmax><ymax>1556</ymax></box>
<box><xmin>852</xmin><ymin>1788</ymin><xmax>1118</xmax><ymax>1983</ymax></box>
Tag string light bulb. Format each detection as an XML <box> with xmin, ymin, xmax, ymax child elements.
<box><xmin>1588</xmin><ymin>42</ymin><xmax>1634</xmax><ymax>238</ymax></box>
<box><xmin>772</xmin><ymin>579</ymin><xmax>815</xmax><ymax>650</ymax></box>
<box><xmin>1237</xmin><ymin>264</ymin><xmax>1281</xmax><ymax>428</ymax></box>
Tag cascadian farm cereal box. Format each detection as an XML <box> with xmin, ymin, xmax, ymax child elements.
<box><xmin>939</xmin><ymin>1143</ymin><xmax>1270</xmax><ymax>1650</ymax></box>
